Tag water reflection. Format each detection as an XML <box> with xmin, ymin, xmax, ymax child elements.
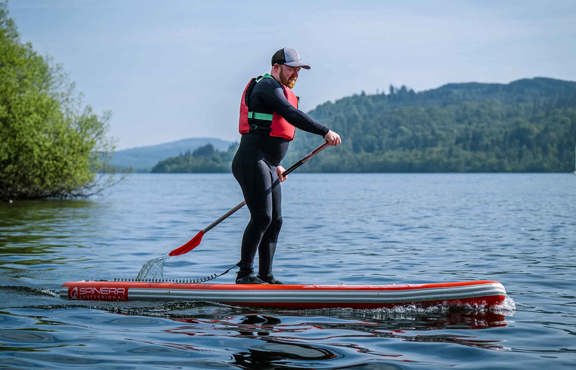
<box><xmin>355</xmin><ymin>309</ymin><xmax>508</xmax><ymax>330</ymax></box>
<box><xmin>150</xmin><ymin>306</ymin><xmax>508</xmax><ymax>366</ymax></box>
<box><xmin>233</xmin><ymin>338</ymin><xmax>337</xmax><ymax>368</ymax></box>
<box><xmin>0</xmin><ymin>200</ymin><xmax>99</xmax><ymax>279</ymax></box>
<box><xmin>0</xmin><ymin>200</ymin><xmax>96</xmax><ymax>250</ymax></box>
<box><xmin>156</xmin><ymin>308</ymin><xmax>508</xmax><ymax>368</ymax></box>
<box><xmin>235</xmin><ymin>314</ymin><xmax>283</xmax><ymax>337</ymax></box>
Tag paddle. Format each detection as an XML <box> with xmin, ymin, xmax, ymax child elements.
<box><xmin>168</xmin><ymin>142</ymin><xmax>330</xmax><ymax>256</ymax></box>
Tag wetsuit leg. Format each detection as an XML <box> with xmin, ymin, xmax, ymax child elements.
<box><xmin>258</xmin><ymin>170</ymin><xmax>282</xmax><ymax>278</ymax></box>
<box><xmin>233</xmin><ymin>156</ymin><xmax>282</xmax><ymax>277</ymax></box>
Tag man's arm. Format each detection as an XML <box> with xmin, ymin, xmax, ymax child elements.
<box><xmin>254</xmin><ymin>79</ymin><xmax>329</xmax><ymax>136</ymax></box>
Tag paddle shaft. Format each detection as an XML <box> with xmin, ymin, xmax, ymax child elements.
<box><xmin>168</xmin><ymin>142</ymin><xmax>329</xmax><ymax>256</ymax></box>
<box><xmin>204</xmin><ymin>142</ymin><xmax>328</xmax><ymax>233</ymax></box>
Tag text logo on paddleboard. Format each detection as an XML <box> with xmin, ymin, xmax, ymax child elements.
<box><xmin>69</xmin><ymin>286</ymin><xmax>128</xmax><ymax>301</ymax></box>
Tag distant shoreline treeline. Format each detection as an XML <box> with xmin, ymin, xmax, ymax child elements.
<box><xmin>151</xmin><ymin>143</ymin><xmax>237</xmax><ymax>173</ymax></box>
<box><xmin>150</xmin><ymin>77</ymin><xmax>576</xmax><ymax>173</ymax></box>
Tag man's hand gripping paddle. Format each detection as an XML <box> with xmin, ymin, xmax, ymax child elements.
<box><xmin>168</xmin><ymin>142</ymin><xmax>329</xmax><ymax>257</ymax></box>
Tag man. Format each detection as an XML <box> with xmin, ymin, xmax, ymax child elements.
<box><xmin>232</xmin><ymin>47</ymin><xmax>341</xmax><ymax>284</ymax></box>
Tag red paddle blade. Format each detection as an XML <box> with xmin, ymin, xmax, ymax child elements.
<box><xmin>168</xmin><ymin>230</ymin><xmax>205</xmax><ymax>256</ymax></box>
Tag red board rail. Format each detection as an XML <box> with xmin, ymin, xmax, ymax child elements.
<box><xmin>62</xmin><ymin>280</ymin><xmax>507</xmax><ymax>310</ymax></box>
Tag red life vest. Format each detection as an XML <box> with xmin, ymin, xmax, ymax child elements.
<box><xmin>238</xmin><ymin>74</ymin><xmax>297</xmax><ymax>141</ymax></box>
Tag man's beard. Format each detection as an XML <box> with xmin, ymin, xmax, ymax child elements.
<box><xmin>283</xmin><ymin>76</ymin><xmax>297</xmax><ymax>89</ymax></box>
<box><xmin>286</xmin><ymin>77</ymin><xmax>297</xmax><ymax>88</ymax></box>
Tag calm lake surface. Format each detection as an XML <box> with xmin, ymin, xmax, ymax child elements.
<box><xmin>1</xmin><ymin>173</ymin><xmax>575</xmax><ymax>369</ymax></box>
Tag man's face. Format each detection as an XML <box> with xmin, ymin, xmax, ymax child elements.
<box><xmin>278</xmin><ymin>65</ymin><xmax>301</xmax><ymax>89</ymax></box>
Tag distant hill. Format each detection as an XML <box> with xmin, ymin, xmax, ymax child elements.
<box><xmin>287</xmin><ymin>77</ymin><xmax>576</xmax><ymax>172</ymax></box>
<box><xmin>109</xmin><ymin>138</ymin><xmax>234</xmax><ymax>171</ymax></box>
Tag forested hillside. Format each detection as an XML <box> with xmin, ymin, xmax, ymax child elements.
<box><xmin>290</xmin><ymin>77</ymin><xmax>576</xmax><ymax>172</ymax></box>
<box><xmin>154</xmin><ymin>77</ymin><xmax>576</xmax><ymax>173</ymax></box>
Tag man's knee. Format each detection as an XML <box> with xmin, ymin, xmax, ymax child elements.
<box><xmin>270</xmin><ymin>216</ymin><xmax>283</xmax><ymax>232</ymax></box>
<box><xmin>251</xmin><ymin>210</ymin><xmax>273</xmax><ymax>231</ymax></box>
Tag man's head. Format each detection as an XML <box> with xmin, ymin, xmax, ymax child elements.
<box><xmin>271</xmin><ymin>47</ymin><xmax>310</xmax><ymax>89</ymax></box>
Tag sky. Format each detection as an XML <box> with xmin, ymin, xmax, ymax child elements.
<box><xmin>7</xmin><ymin>0</ymin><xmax>576</xmax><ymax>149</ymax></box>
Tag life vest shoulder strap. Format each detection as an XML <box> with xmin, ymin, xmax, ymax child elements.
<box><xmin>245</xmin><ymin>74</ymin><xmax>276</xmax><ymax>120</ymax></box>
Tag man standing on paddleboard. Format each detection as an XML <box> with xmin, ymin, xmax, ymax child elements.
<box><xmin>233</xmin><ymin>47</ymin><xmax>341</xmax><ymax>284</ymax></box>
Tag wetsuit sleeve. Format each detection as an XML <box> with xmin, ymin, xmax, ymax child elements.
<box><xmin>253</xmin><ymin>79</ymin><xmax>330</xmax><ymax>136</ymax></box>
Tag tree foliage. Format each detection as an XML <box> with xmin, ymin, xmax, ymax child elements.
<box><xmin>0</xmin><ymin>2</ymin><xmax>113</xmax><ymax>200</ymax></box>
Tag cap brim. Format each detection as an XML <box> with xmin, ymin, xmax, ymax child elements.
<box><xmin>285</xmin><ymin>62</ymin><xmax>311</xmax><ymax>69</ymax></box>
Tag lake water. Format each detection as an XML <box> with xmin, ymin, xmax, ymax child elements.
<box><xmin>1</xmin><ymin>173</ymin><xmax>575</xmax><ymax>369</ymax></box>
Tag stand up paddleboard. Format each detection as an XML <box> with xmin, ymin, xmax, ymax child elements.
<box><xmin>61</xmin><ymin>280</ymin><xmax>507</xmax><ymax>309</ymax></box>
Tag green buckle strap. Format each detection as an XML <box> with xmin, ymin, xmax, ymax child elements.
<box><xmin>248</xmin><ymin>112</ymin><xmax>273</xmax><ymax>121</ymax></box>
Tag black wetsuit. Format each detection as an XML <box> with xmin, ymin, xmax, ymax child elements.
<box><xmin>232</xmin><ymin>75</ymin><xmax>328</xmax><ymax>280</ymax></box>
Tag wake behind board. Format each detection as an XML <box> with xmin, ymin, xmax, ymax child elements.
<box><xmin>61</xmin><ymin>280</ymin><xmax>507</xmax><ymax>310</ymax></box>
